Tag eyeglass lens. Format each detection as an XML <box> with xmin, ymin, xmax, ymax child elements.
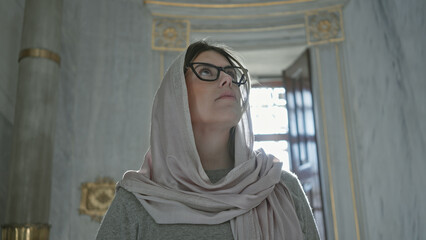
<box><xmin>191</xmin><ymin>63</ymin><xmax>246</xmax><ymax>84</ymax></box>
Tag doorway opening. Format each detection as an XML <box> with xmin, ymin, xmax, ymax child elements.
<box><xmin>247</xmin><ymin>49</ymin><xmax>327</xmax><ymax>239</ymax></box>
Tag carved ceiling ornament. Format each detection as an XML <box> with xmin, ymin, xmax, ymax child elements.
<box><xmin>79</xmin><ymin>177</ymin><xmax>116</xmax><ymax>222</ymax></box>
<box><xmin>152</xmin><ymin>18</ymin><xmax>190</xmax><ymax>51</ymax></box>
<box><xmin>305</xmin><ymin>6</ymin><xmax>344</xmax><ymax>45</ymax></box>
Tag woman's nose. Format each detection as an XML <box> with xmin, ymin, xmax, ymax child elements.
<box><xmin>218</xmin><ymin>71</ymin><xmax>232</xmax><ymax>87</ymax></box>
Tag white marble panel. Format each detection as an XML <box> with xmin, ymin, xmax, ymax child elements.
<box><xmin>49</xmin><ymin>0</ymin><xmax>155</xmax><ymax>239</ymax></box>
<box><xmin>342</xmin><ymin>0</ymin><xmax>426</xmax><ymax>239</ymax></box>
<box><xmin>310</xmin><ymin>44</ymin><xmax>359</xmax><ymax>240</ymax></box>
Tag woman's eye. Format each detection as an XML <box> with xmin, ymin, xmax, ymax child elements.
<box><xmin>198</xmin><ymin>68</ymin><xmax>213</xmax><ymax>77</ymax></box>
<box><xmin>200</xmin><ymin>69</ymin><xmax>211</xmax><ymax>76</ymax></box>
<box><xmin>225</xmin><ymin>70</ymin><xmax>236</xmax><ymax>79</ymax></box>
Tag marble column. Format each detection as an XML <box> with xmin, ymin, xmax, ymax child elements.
<box><xmin>2</xmin><ymin>0</ymin><xmax>62</xmax><ymax>239</ymax></box>
<box><xmin>305</xmin><ymin>7</ymin><xmax>361</xmax><ymax>240</ymax></box>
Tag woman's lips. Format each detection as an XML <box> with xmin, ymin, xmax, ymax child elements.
<box><xmin>216</xmin><ymin>92</ymin><xmax>236</xmax><ymax>101</ymax></box>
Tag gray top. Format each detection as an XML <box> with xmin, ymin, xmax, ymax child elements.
<box><xmin>96</xmin><ymin>170</ymin><xmax>320</xmax><ymax>240</ymax></box>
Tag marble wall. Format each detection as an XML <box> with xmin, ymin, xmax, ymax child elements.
<box><xmin>0</xmin><ymin>0</ymin><xmax>24</xmax><ymax>228</ymax></box>
<box><xmin>342</xmin><ymin>0</ymin><xmax>426</xmax><ymax>239</ymax></box>
<box><xmin>49</xmin><ymin>0</ymin><xmax>156</xmax><ymax>239</ymax></box>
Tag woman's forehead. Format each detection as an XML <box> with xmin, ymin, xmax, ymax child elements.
<box><xmin>193</xmin><ymin>50</ymin><xmax>231</xmax><ymax>66</ymax></box>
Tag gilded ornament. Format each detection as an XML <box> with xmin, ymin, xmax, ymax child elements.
<box><xmin>79</xmin><ymin>177</ymin><xmax>116</xmax><ymax>222</ymax></box>
<box><xmin>152</xmin><ymin>18</ymin><xmax>190</xmax><ymax>51</ymax></box>
<box><xmin>163</xmin><ymin>27</ymin><xmax>178</xmax><ymax>42</ymax></box>
<box><xmin>318</xmin><ymin>20</ymin><xmax>331</xmax><ymax>33</ymax></box>
<box><xmin>305</xmin><ymin>7</ymin><xmax>344</xmax><ymax>45</ymax></box>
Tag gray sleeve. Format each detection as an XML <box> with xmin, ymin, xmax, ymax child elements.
<box><xmin>281</xmin><ymin>171</ymin><xmax>321</xmax><ymax>240</ymax></box>
<box><xmin>96</xmin><ymin>187</ymin><xmax>143</xmax><ymax>240</ymax></box>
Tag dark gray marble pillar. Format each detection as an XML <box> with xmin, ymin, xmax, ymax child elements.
<box><xmin>2</xmin><ymin>0</ymin><xmax>62</xmax><ymax>239</ymax></box>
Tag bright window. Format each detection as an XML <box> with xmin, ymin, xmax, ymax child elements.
<box><xmin>250</xmin><ymin>87</ymin><xmax>290</xmax><ymax>171</ymax></box>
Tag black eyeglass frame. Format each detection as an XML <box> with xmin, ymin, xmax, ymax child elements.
<box><xmin>188</xmin><ymin>62</ymin><xmax>248</xmax><ymax>86</ymax></box>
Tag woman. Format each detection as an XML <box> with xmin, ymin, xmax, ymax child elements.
<box><xmin>96</xmin><ymin>40</ymin><xmax>320</xmax><ymax>239</ymax></box>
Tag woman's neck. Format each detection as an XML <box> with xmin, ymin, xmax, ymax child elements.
<box><xmin>192</xmin><ymin>124</ymin><xmax>234</xmax><ymax>170</ymax></box>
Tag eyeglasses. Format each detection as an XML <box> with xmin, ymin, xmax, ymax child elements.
<box><xmin>188</xmin><ymin>62</ymin><xmax>248</xmax><ymax>86</ymax></box>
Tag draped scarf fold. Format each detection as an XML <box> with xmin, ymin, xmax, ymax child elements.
<box><xmin>118</xmin><ymin>53</ymin><xmax>303</xmax><ymax>240</ymax></box>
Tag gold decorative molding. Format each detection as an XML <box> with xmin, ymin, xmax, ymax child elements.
<box><xmin>305</xmin><ymin>6</ymin><xmax>344</xmax><ymax>45</ymax></box>
<box><xmin>152</xmin><ymin>9</ymin><xmax>307</xmax><ymax>20</ymax></box>
<box><xmin>315</xmin><ymin>46</ymin><xmax>339</xmax><ymax>239</ymax></box>
<box><xmin>335</xmin><ymin>44</ymin><xmax>361</xmax><ymax>240</ymax></box>
<box><xmin>145</xmin><ymin>0</ymin><xmax>315</xmax><ymax>8</ymax></box>
<box><xmin>18</xmin><ymin>48</ymin><xmax>61</xmax><ymax>65</ymax></box>
<box><xmin>191</xmin><ymin>24</ymin><xmax>304</xmax><ymax>33</ymax></box>
<box><xmin>1</xmin><ymin>224</ymin><xmax>50</xmax><ymax>240</ymax></box>
<box><xmin>79</xmin><ymin>177</ymin><xmax>116</xmax><ymax>222</ymax></box>
<box><xmin>160</xmin><ymin>51</ymin><xmax>164</xmax><ymax>80</ymax></box>
<box><xmin>152</xmin><ymin>18</ymin><xmax>190</xmax><ymax>51</ymax></box>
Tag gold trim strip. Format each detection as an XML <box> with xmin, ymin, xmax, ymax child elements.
<box><xmin>307</xmin><ymin>37</ymin><xmax>345</xmax><ymax>46</ymax></box>
<box><xmin>18</xmin><ymin>48</ymin><xmax>61</xmax><ymax>65</ymax></box>
<box><xmin>160</xmin><ymin>52</ymin><xmax>164</xmax><ymax>80</ymax></box>
<box><xmin>304</xmin><ymin>4</ymin><xmax>342</xmax><ymax>15</ymax></box>
<box><xmin>191</xmin><ymin>24</ymin><xmax>304</xmax><ymax>33</ymax></box>
<box><xmin>152</xmin><ymin>9</ymin><xmax>307</xmax><ymax>19</ymax></box>
<box><xmin>315</xmin><ymin>46</ymin><xmax>339</xmax><ymax>240</ymax></box>
<box><xmin>2</xmin><ymin>224</ymin><xmax>50</xmax><ymax>240</ymax></box>
<box><xmin>338</xmin><ymin>7</ymin><xmax>345</xmax><ymax>43</ymax></box>
<box><xmin>144</xmin><ymin>0</ymin><xmax>314</xmax><ymax>8</ymax></box>
<box><xmin>335</xmin><ymin>44</ymin><xmax>361</xmax><ymax>240</ymax></box>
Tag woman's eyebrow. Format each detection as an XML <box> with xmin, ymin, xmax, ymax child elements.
<box><xmin>198</xmin><ymin>62</ymin><xmax>233</xmax><ymax>68</ymax></box>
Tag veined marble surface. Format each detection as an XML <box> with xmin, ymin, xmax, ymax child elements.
<box><xmin>49</xmin><ymin>0</ymin><xmax>155</xmax><ymax>239</ymax></box>
<box><xmin>342</xmin><ymin>0</ymin><xmax>426</xmax><ymax>239</ymax></box>
<box><xmin>0</xmin><ymin>0</ymin><xmax>23</xmax><ymax>125</ymax></box>
<box><xmin>0</xmin><ymin>0</ymin><xmax>24</xmax><ymax>227</ymax></box>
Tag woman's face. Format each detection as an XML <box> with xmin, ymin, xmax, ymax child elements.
<box><xmin>185</xmin><ymin>50</ymin><xmax>243</xmax><ymax>129</ymax></box>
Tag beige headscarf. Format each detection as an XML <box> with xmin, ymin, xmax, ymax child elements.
<box><xmin>118</xmin><ymin>52</ymin><xmax>303</xmax><ymax>239</ymax></box>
